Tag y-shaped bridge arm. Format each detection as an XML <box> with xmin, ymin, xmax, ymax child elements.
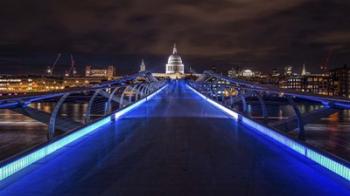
<box><xmin>269</xmin><ymin>106</ymin><xmax>338</xmax><ymax>138</ymax></box>
<box><xmin>48</xmin><ymin>93</ymin><xmax>74</xmax><ymax>139</ymax></box>
<box><xmin>287</xmin><ymin>96</ymin><xmax>305</xmax><ymax>140</ymax></box>
<box><xmin>255</xmin><ymin>92</ymin><xmax>268</xmax><ymax>120</ymax></box>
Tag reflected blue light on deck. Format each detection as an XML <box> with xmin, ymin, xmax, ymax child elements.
<box><xmin>187</xmin><ymin>84</ymin><xmax>238</xmax><ymax>119</ymax></box>
<box><xmin>307</xmin><ymin>149</ymin><xmax>350</xmax><ymax>181</ymax></box>
<box><xmin>241</xmin><ymin>117</ymin><xmax>306</xmax><ymax>155</ymax></box>
<box><xmin>187</xmin><ymin>84</ymin><xmax>350</xmax><ymax>181</ymax></box>
<box><xmin>114</xmin><ymin>85</ymin><xmax>167</xmax><ymax>119</ymax></box>
<box><xmin>0</xmin><ymin>85</ymin><xmax>167</xmax><ymax>181</ymax></box>
<box><xmin>0</xmin><ymin>116</ymin><xmax>110</xmax><ymax>181</ymax></box>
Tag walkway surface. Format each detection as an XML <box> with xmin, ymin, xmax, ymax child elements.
<box><xmin>0</xmin><ymin>81</ymin><xmax>349</xmax><ymax>195</ymax></box>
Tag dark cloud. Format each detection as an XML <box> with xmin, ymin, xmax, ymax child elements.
<box><xmin>0</xmin><ymin>0</ymin><xmax>350</xmax><ymax>74</ymax></box>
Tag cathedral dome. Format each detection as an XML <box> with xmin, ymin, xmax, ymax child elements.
<box><xmin>165</xmin><ymin>44</ymin><xmax>185</xmax><ymax>74</ymax></box>
<box><xmin>168</xmin><ymin>53</ymin><xmax>182</xmax><ymax>64</ymax></box>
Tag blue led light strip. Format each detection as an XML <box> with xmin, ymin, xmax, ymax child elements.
<box><xmin>0</xmin><ymin>84</ymin><xmax>168</xmax><ymax>181</ymax></box>
<box><xmin>187</xmin><ymin>85</ymin><xmax>238</xmax><ymax>119</ymax></box>
<box><xmin>187</xmin><ymin>84</ymin><xmax>350</xmax><ymax>181</ymax></box>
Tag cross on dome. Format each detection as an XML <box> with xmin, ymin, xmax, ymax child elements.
<box><xmin>166</xmin><ymin>44</ymin><xmax>184</xmax><ymax>75</ymax></box>
<box><xmin>173</xmin><ymin>43</ymin><xmax>177</xmax><ymax>54</ymax></box>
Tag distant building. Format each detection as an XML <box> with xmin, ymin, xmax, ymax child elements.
<box><xmin>301</xmin><ymin>64</ymin><xmax>310</xmax><ymax>76</ymax></box>
<box><xmin>284</xmin><ymin>66</ymin><xmax>293</xmax><ymax>76</ymax></box>
<box><xmin>272</xmin><ymin>68</ymin><xmax>280</xmax><ymax>77</ymax></box>
<box><xmin>303</xmin><ymin>74</ymin><xmax>333</xmax><ymax>95</ymax></box>
<box><xmin>166</xmin><ymin>44</ymin><xmax>184</xmax><ymax>75</ymax></box>
<box><xmin>330</xmin><ymin>65</ymin><xmax>350</xmax><ymax>98</ymax></box>
<box><xmin>280</xmin><ymin>75</ymin><xmax>302</xmax><ymax>90</ymax></box>
<box><xmin>0</xmin><ymin>75</ymin><xmax>64</xmax><ymax>93</ymax></box>
<box><xmin>240</xmin><ymin>69</ymin><xmax>254</xmax><ymax>77</ymax></box>
<box><xmin>85</xmin><ymin>65</ymin><xmax>115</xmax><ymax>80</ymax></box>
<box><xmin>139</xmin><ymin>59</ymin><xmax>146</xmax><ymax>72</ymax></box>
<box><xmin>152</xmin><ymin>44</ymin><xmax>203</xmax><ymax>79</ymax></box>
<box><xmin>227</xmin><ymin>67</ymin><xmax>237</xmax><ymax>78</ymax></box>
<box><xmin>0</xmin><ymin>74</ymin><xmax>118</xmax><ymax>94</ymax></box>
<box><xmin>280</xmin><ymin>74</ymin><xmax>333</xmax><ymax>96</ymax></box>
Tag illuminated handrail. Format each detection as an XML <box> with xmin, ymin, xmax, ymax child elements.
<box><xmin>0</xmin><ymin>81</ymin><xmax>167</xmax><ymax>181</ymax></box>
<box><xmin>199</xmin><ymin>71</ymin><xmax>350</xmax><ymax>108</ymax></box>
<box><xmin>187</xmin><ymin>82</ymin><xmax>350</xmax><ymax>182</ymax></box>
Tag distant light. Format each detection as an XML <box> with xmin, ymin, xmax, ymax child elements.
<box><xmin>241</xmin><ymin>69</ymin><xmax>254</xmax><ymax>77</ymax></box>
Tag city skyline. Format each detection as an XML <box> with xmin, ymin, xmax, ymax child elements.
<box><xmin>0</xmin><ymin>51</ymin><xmax>344</xmax><ymax>76</ymax></box>
<box><xmin>1</xmin><ymin>0</ymin><xmax>350</xmax><ymax>75</ymax></box>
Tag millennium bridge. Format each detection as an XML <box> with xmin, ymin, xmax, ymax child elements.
<box><xmin>0</xmin><ymin>71</ymin><xmax>349</xmax><ymax>195</ymax></box>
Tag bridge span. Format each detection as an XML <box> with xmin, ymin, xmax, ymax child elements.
<box><xmin>0</xmin><ymin>80</ymin><xmax>349</xmax><ymax>195</ymax></box>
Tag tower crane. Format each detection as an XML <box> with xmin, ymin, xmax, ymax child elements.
<box><xmin>47</xmin><ymin>53</ymin><xmax>62</xmax><ymax>76</ymax></box>
<box><xmin>65</xmin><ymin>54</ymin><xmax>77</xmax><ymax>77</ymax></box>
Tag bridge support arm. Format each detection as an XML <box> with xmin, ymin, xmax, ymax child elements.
<box><xmin>48</xmin><ymin>93</ymin><xmax>71</xmax><ymax>139</ymax></box>
<box><xmin>85</xmin><ymin>90</ymin><xmax>102</xmax><ymax>123</ymax></box>
<box><xmin>105</xmin><ymin>87</ymin><xmax>122</xmax><ymax>114</ymax></box>
<box><xmin>255</xmin><ymin>92</ymin><xmax>268</xmax><ymax>121</ymax></box>
<box><xmin>286</xmin><ymin>96</ymin><xmax>305</xmax><ymax>140</ymax></box>
<box><xmin>120</xmin><ymin>86</ymin><xmax>133</xmax><ymax>108</ymax></box>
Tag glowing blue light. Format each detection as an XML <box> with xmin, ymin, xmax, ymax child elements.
<box><xmin>0</xmin><ymin>84</ymin><xmax>167</xmax><ymax>181</ymax></box>
<box><xmin>187</xmin><ymin>84</ymin><xmax>238</xmax><ymax>119</ymax></box>
<box><xmin>0</xmin><ymin>116</ymin><xmax>110</xmax><ymax>181</ymax></box>
<box><xmin>114</xmin><ymin>85</ymin><xmax>167</xmax><ymax>119</ymax></box>
<box><xmin>187</xmin><ymin>83</ymin><xmax>350</xmax><ymax>182</ymax></box>
<box><xmin>307</xmin><ymin>149</ymin><xmax>350</xmax><ymax>181</ymax></box>
<box><xmin>241</xmin><ymin>117</ymin><xmax>306</xmax><ymax>155</ymax></box>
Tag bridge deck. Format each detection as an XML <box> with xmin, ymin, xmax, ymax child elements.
<box><xmin>0</xmin><ymin>81</ymin><xmax>349</xmax><ymax>195</ymax></box>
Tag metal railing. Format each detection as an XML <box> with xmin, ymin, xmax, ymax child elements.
<box><xmin>189</xmin><ymin>71</ymin><xmax>350</xmax><ymax>140</ymax></box>
<box><xmin>0</xmin><ymin>72</ymin><xmax>166</xmax><ymax>140</ymax></box>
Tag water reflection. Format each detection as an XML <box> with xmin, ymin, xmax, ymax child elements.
<box><xmin>244</xmin><ymin>102</ymin><xmax>350</xmax><ymax>160</ymax></box>
<box><xmin>0</xmin><ymin>103</ymin><xmax>89</xmax><ymax>160</ymax></box>
<box><xmin>30</xmin><ymin>102</ymin><xmax>88</xmax><ymax>123</ymax></box>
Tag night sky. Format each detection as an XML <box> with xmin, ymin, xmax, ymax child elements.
<box><xmin>0</xmin><ymin>0</ymin><xmax>350</xmax><ymax>75</ymax></box>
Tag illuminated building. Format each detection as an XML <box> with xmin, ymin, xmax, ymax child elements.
<box><xmin>0</xmin><ymin>74</ymin><xmax>118</xmax><ymax>94</ymax></box>
<box><xmin>139</xmin><ymin>59</ymin><xmax>146</xmax><ymax>72</ymax></box>
<box><xmin>301</xmin><ymin>64</ymin><xmax>310</xmax><ymax>76</ymax></box>
<box><xmin>85</xmin><ymin>65</ymin><xmax>115</xmax><ymax>80</ymax></box>
<box><xmin>240</xmin><ymin>69</ymin><xmax>254</xmax><ymax>77</ymax></box>
<box><xmin>330</xmin><ymin>65</ymin><xmax>350</xmax><ymax>98</ymax></box>
<box><xmin>272</xmin><ymin>68</ymin><xmax>280</xmax><ymax>77</ymax></box>
<box><xmin>152</xmin><ymin>44</ymin><xmax>190</xmax><ymax>79</ymax></box>
<box><xmin>284</xmin><ymin>66</ymin><xmax>293</xmax><ymax>76</ymax></box>
<box><xmin>0</xmin><ymin>75</ymin><xmax>64</xmax><ymax>94</ymax></box>
<box><xmin>62</xmin><ymin>77</ymin><xmax>108</xmax><ymax>88</ymax></box>
<box><xmin>280</xmin><ymin>74</ymin><xmax>334</xmax><ymax>96</ymax></box>
<box><xmin>227</xmin><ymin>68</ymin><xmax>238</xmax><ymax>78</ymax></box>
<box><xmin>165</xmin><ymin>44</ymin><xmax>184</xmax><ymax>76</ymax></box>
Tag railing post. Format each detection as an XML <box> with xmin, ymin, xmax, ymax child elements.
<box><xmin>135</xmin><ymin>84</ymin><xmax>144</xmax><ymax>100</ymax></box>
<box><xmin>105</xmin><ymin>86</ymin><xmax>122</xmax><ymax>114</ymax></box>
<box><xmin>255</xmin><ymin>91</ymin><xmax>268</xmax><ymax>121</ymax></box>
<box><xmin>129</xmin><ymin>84</ymin><xmax>139</xmax><ymax>103</ymax></box>
<box><xmin>287</xmin><ymin>96</ymin><xmax>305</xmax><ymax>140</ymax></box>
<box><xmin>85</xmin><ymin>89</ymin><xmax>102</xmax><ymax>123</ymax></box>
<box><xmin>48</xmin><ymin>93</ymin><xmax>70</xmax><ymax>140</ymax></box>
<box><xmin>120</xmin><ymin>86</ymin><xmax>130</xmax><ymax>108</ymax></box>
<box><xmin>239</xmin><ymin>94</ymin><xmax>248</xmax><ymax>113</ymax></box>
